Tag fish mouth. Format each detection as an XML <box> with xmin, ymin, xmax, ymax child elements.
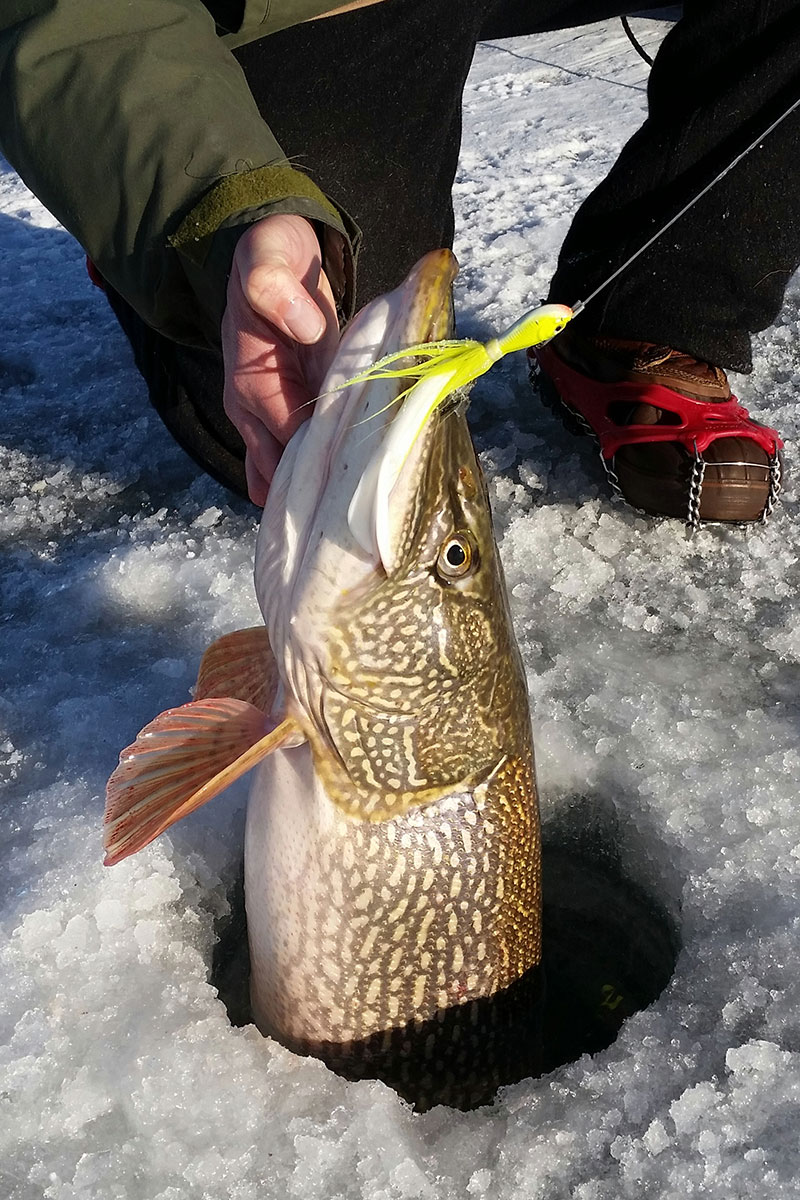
<box><xmin>345</xmin><ymin>250</ymin><xmax>465</xmax><ymax>570</ymax></box>
<box><xmin>255</xmin><ymin>250</ymin><xmax>463</xmax><ymax>723</ymax></box>
<box><xmin>395</xmin><ymin>248</ymin><xmax>458</xmax><ymax>344</ymax></box>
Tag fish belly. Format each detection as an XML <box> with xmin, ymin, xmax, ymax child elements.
<box><xmin>245</xmin><ymin>744</ymin><xmax>348</xmax><ymax>1044</ymax></box>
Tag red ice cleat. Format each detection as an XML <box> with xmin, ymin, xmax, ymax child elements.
<box><xmin>530</xmin><ymin>332</ymin><xmax>783</xmax><ymax>528</ymax></box>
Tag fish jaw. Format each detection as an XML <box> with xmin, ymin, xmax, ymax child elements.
<box><xmin>255</xmin><ymin>250</ymin><xmax>534</xmax><ymax>822</ymax></box>
<box><xmin>254</xmin><ymin>249</ymin><xmax>458</xmax><ymax>730</ymax></box>
<box><xmin>313</xmin><ymin>400</ymin><xmax>534</xmax><ymax>820</ymax></box>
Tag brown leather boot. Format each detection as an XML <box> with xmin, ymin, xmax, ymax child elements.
<box><xmin>532</xmin><ymin>330</ymin><xmax>783</xmax><ymax>526</ymax></box>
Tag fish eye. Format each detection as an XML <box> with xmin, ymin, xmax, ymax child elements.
<box><xmin>436</xmin><ymin>532</ymin><xmax>479</xmax><ymax>581</ymax></box>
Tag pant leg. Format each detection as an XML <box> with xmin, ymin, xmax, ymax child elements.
<box><xmin>237</xmin><ymin>0</ymin><xmax>644</xmax><ymax>307</ymax></box>
<box><xmin>234</xmin><ymin>0</ymin><xmax>491</xmax><ymax>309</ymax></box>
<box><xmin>548</xmin><ymin>0</ymin><xmax>800</xmax><ymax>371</ymax></box>
<box><xmin>104</xmin><ymin>282</ymin><xmax>247</xmax><ymax>495</ymax></box>
<box><xmin>111</xmin><ymin>0</ymin><xmax>653</xmax><ymax>493</ymax></box>
<box><xmin>480</xmin><ymin>0</ymin><xmax>642</xmax><ymax>39</ymax></box>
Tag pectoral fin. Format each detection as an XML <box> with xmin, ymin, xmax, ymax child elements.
<box><xmin>104</xmin><ymin>698</ymin><xmax>298</xmax><ymax>865</ymax></box>
<box><xmin>194</xmin><ymin>626</ymin><xmax>279</xmax><ymax>712</ymax></box>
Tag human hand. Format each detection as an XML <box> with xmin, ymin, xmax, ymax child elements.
<box><xmin>222</xmin><ymin>213</ymin><xmax>339</xmax><ymax>504</ymax></box>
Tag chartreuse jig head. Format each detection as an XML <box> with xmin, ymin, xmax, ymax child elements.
<box><xmin>337</xmin><ymin>301</ymin><xmax>574</xmax><ymax>422</ymax></box>
<box><xmin>342</xmin><ymin>303</ymin><xmax>574</xmax><ymax>566</ymax></box>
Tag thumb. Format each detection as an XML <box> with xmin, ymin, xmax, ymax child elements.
<box><xmin>233</xmin><ymin>218</ymin><xmax>327</xmax><ymax>345</ymax></box>
<box><xmin>245</xmin><ymin>262</ymin><xmax>326</xmax><ymax>345</ymax></box>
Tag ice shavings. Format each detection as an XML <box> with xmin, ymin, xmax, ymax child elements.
<box><xmin>4</xmin><ymin>14</ymin><xmax>800</xmax><ymax>1199</ymax></box>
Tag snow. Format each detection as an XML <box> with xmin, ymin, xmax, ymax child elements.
<box><xmin>4</xmin><ymin>14</ymin><xmax>800</xmax><ymax>1199</ymax></box>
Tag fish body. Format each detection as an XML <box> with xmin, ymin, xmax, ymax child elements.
<box><xmin>105</xmin><ymin>250</ymin><xmax>542</xmax><ymax>1108</ymax></box>
<box><xmin>247</xmin><ymin>251</ymin><xmax>541</xmax><ymax>1105</ymax></box>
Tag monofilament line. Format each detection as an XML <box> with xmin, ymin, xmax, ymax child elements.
<box><xmin>571</xmin><ymin>93</ymin><xmax>800</xmax><ymax>318</ymax></box>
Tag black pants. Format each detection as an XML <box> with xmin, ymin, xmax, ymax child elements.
<box><xmin>113</xmin><ymin>0</ymin><xmax>800</xmax><ymax>495</ymax></box>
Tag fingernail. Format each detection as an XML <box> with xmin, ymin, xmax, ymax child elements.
<box><xmin>285</xmin><ymin>298</ymin><xmax>325</xmax><ymax>344</ymax></box>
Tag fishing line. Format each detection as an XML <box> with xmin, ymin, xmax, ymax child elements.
<box><xmin>571</xmin><ymin>92</ymin><xmax>800</xmax><ymax>318</ymax></box>
<box><xmin>620</xmin><ymin>16</ymin><xmax>654</xmax><ymax>68</ymax></box>
<box><xmin>324</xmin><ymin>91</ymin><xmax>800</xmax><ymax>421</ymax></box>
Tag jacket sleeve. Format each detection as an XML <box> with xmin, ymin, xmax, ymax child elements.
<box><xmin>0</xmin><ymin>0</ymin><xmax>359</xmax><ymax>346</ymax></box>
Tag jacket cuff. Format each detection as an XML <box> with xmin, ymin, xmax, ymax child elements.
<box><xmin>168</xmin><ymin>164</ymin><xmax>361</xmax><ymax>346</ymax></box>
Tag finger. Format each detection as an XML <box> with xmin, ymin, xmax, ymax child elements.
<box><xmin>241</xmin><ymin>262</ymin><xmax>326</xmax><ymax>346</ymax></box>
<box><xmin>304</xmin><ymin>327</ymin><xmax>340</xmax><ymax>405</ymax></box>
<box><xmin>245</xmin><ymin>453</ymin><xmax>270</xmax><ymax>508</ymax></box>
<box><xmin>233</xmin><ymin>407</ymin><xmax>283</xmax><ymax>503</ymax></box>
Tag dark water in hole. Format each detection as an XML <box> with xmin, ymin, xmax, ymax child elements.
<box><xmin>211</xmin><ymin>830</ymin><xmax>679</xmax><ymax>1098</ymax></box>
<box><xmin>539</xmin><ymin>846</ymin><xmax>678</xmax><ymax>1072</ymax></box>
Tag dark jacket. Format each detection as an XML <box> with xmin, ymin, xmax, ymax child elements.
<box><xmin>0</xmin><ymin>0</ymin><xmax>360</xmax><ymax>346</ymax></box>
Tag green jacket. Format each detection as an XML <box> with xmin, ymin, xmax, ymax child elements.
<box><xmin>0</xmin><ymin>0</ymin><xmax>361</xmax><ymax>346</ymax></box>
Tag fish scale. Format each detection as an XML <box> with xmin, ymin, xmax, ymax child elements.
<box><xmin>247</xmin><ymin>756</ymin><xmax>540</xmax><ymax>1108</ymax></box>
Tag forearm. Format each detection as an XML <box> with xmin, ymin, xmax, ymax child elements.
<box><xmin>0</xmin><ymin>0</ymin><xmax>355</xmax><ymax>345</ymax></box>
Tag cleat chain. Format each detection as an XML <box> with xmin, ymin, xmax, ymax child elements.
<box><xmin>686</xmin><ymin>447</ymin><xmax>706</xmax><ymax>532</ymax></box>
<box><xmin>762</xmin><ymin>451</ymin><xmax>783</xmax><ymax>524</ymax></box>
<box><xmin>530</xmin><ymin>356</ymin><xmax>623</xmax><ymax>496</ymax></box>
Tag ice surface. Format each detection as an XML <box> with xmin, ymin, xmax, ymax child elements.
<box><xmin>4</xmin><ymin>15</ymin><xmax>800</xmax><ymax>1199</ymax></box>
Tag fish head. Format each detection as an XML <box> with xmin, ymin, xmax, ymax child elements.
<box><xmin>255</xmin><ymin>250</ymin><xmax>530</xmax><ymax>819</ymax></box>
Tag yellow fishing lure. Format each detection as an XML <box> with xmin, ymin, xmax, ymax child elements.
<box><xmin>340</xmin><ymin>301</ymin><xmax>574</xmax><ymax>424</ymax></box>
<box><xmin>344</xmin><ymin>302</ymin><xmax>574</xmax><ymax>567</ymax></box>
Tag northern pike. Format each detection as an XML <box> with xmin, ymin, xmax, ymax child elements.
<box><xmin>105</xmin><ymin>250</ymin><xmax>561</xmax><ymax>1108</ymax></box>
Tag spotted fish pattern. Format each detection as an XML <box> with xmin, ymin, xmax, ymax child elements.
<box><xmin>248</xmin><ymin>390</ymin><xmax>543</xmax><ymax>1108</ymax></box>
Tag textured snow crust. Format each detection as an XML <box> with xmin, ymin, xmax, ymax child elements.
<box><xmin>4</xmin><ymin>17</ymin><xmax>800</xmax><ymax>1200</ymax></box>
